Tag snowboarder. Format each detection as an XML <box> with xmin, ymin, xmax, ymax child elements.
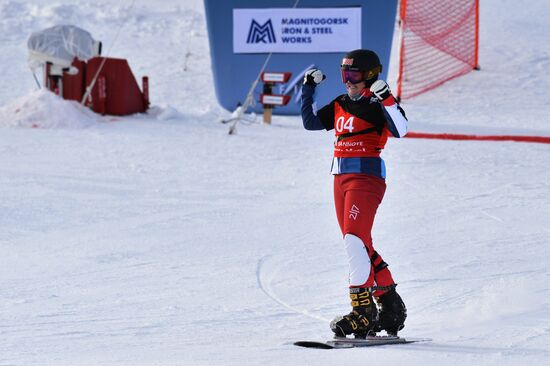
<box><xmin>301</xmin><ymin>49</ymin><xmax>408</xmax><ymax>339</ymax></box>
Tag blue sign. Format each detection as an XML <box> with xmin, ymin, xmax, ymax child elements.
<box><xmin>204</xmin><ymin>0</ymin><xmax>398</xmax><ymax>115</ymax></box>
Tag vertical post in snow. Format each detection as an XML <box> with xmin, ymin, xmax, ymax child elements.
<box><xmin>263</xmin><ymin>82</ymin><xmax>273</xmax><ymax>124</ymax></box>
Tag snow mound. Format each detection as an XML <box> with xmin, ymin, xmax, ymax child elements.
<box><xmin>0</xmin><ymin>89</ymin><xmax>100</xmax><ymax>129</ymax></box>
<box><xmin>146</xmin><ymin>105</ymin><xmax>185</xmax><ymax>121</ymax></box>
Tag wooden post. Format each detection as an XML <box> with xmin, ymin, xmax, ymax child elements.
<box><xmin>263</xmin><ymin>105</ymin><xmax>272</xmax><ymax>124</ymax></box>
<box><xmin>263</xmin><ymin>82</ymin><xmax>273</xmax><ymax>124</ymax></box>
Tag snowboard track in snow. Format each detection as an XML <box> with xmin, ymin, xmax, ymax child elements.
<box><xmin>256</xmin><ymin>255</ymin><xmax>330</xmax><ymax>323</ymax></box>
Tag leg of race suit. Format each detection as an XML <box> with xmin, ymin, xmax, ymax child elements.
<box><xmin>370</xmin><ymin>250</ymin><xmax>396</xmax><ymax>297</ymax></box>
<box><xmin>333</xmin><ymin>174</ymin><xmax>387</xmax><ymax>288</ymax></box>
<box><xmin>333</xmin><ymin>173</ymin><xmax>407</xmax><ymax>336</ymax></box>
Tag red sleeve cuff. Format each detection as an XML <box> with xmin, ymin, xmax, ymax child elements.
<box><xmin>382</xmin><ymin>95</ymin><xmax>397</xmax><ymax>107</ymax></box>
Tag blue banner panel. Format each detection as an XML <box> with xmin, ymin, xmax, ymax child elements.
<box><xmin>204</xmin><ymin>0</ymin><xmax>397</xmax><ymax>115</ymax></box>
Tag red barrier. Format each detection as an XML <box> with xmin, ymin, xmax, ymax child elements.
<box><xmin>397</xmin><ymin>0</ymin><xmax>479</xmax><ymax>100</ymax></box>
<box><xmin>405</xmin><ymin>131</ymin><xmax>550</xmax><ymax>144</ymax></box>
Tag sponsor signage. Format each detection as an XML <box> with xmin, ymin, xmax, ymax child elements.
<box><xmin>260</xmin><ymin>94</ymin><xmax>291</xmax><ymax>106</ymax></box>
<box><xmin>261</xmin><ymin>72</ymin><xmax>292</xmax><ymax>83</ymax></box>
<box><xmin>233</xmin><ymin>8</ymin><xmax>361</xmax><ymax>53</ymax></box>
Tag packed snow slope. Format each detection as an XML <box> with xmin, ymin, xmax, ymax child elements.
<box><xmin>1</xmin><ymin>0</ymin><xmax>549</xmax><ymax>365</ymax></box>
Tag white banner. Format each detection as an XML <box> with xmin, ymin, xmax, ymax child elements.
<box><xmin>233</xmin><ymin>8</ymin><xmax>362</xmax><ymax>53</ymax></box>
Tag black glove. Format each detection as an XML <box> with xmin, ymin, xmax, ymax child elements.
<box><xmin>303</xmin><ymin>69</ymin><xmax>326</xmax><ymax>87</ymax></box>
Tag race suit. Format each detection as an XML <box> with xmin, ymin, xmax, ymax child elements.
<box><xmin>301</xmin><ymin>83</ymin><xmax>408</xmax><ymax>294</ymax></box>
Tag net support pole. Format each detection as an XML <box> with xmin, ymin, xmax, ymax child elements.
<box><xmin>396</xmin><ymin>0</ymin><xmax>407</xmax><ymax>100</ymax></box>
<box><xmin>474</xmin><ymin>0</ymin><xmax>480</xmax><ymax>69</ymax></box>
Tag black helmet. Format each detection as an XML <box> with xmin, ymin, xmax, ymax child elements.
<box><xmin>341</xmin><ymin>49</ymin><xmax>382</xmax><ymax>81</ymax></box>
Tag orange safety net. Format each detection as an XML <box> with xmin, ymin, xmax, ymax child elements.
<box><xmin>397</xmin><ymin>0</ymin><xmax>479</xmax><ymax>100</ymax></box>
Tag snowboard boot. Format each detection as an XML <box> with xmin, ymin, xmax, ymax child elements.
<box><xmin>374</xmin><ymin>287</ymin><xmax>407</xmax><ymax>336</ymax></box>
<box><xmin>330</xmin><ymin>287</ymin><xmax>378</xmax><ymax>339</ymax></box>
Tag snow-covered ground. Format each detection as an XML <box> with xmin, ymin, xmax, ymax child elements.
<box><xmin>1</xmin><ymin>0</ymin><xmax>549</xmax><ymax>365</ymax></box>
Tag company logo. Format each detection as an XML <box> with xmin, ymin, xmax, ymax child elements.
<box><xmin>247</xmin><ymin>19</ymin><xmax>276</xmax><ymax>44</ymax></box>
<box><xmin>349</xmin><ymin>204</ymin><xmax>360</xmax><ymax>220</ymax></box>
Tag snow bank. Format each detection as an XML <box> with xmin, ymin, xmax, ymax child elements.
<box><xmin>146</xmin><ymin>104</ymin><xmax>185</xmax><ymax>121</ymax></box>
<box><xmin>0</xmin><ymin>88</ymin><xmax>100</xmax><ymax>128</ymax></box>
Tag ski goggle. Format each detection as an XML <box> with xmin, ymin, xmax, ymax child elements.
<box><xmin>341</xmin><ymin>70</ymin><xmax>366</xmax><ymax>84</ymax></box>
<box><xmin>340</xmin><ymin>66</ymin><xmax>382</xmax><ymax>84</ymax></box>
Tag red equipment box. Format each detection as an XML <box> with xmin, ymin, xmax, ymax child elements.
<box><xmin>84</xmin><ymin>57</ymin><xmax>149</xmax><ymax>116</ymax></box>
<box><xmin>62</xmin><ymin>59</ymin><xmax>86</xmax><ymax>102</ymax></box>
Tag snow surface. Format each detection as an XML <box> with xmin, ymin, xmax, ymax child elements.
<box><xmin>1</xmin><ymin>0</ymin><xmax>549</xmax><ymax>365</ymax></box>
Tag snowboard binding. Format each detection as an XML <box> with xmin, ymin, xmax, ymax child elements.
<box><xmin>374</xmin><ymin>287</ymin><xmax>407</xmax><ymax>336</ymax></box>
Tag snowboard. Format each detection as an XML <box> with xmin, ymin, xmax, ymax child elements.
<box><xmin>294</xmin><ymin>335</ymin><xmax>430</xmax><ymax>349</ymax></box>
